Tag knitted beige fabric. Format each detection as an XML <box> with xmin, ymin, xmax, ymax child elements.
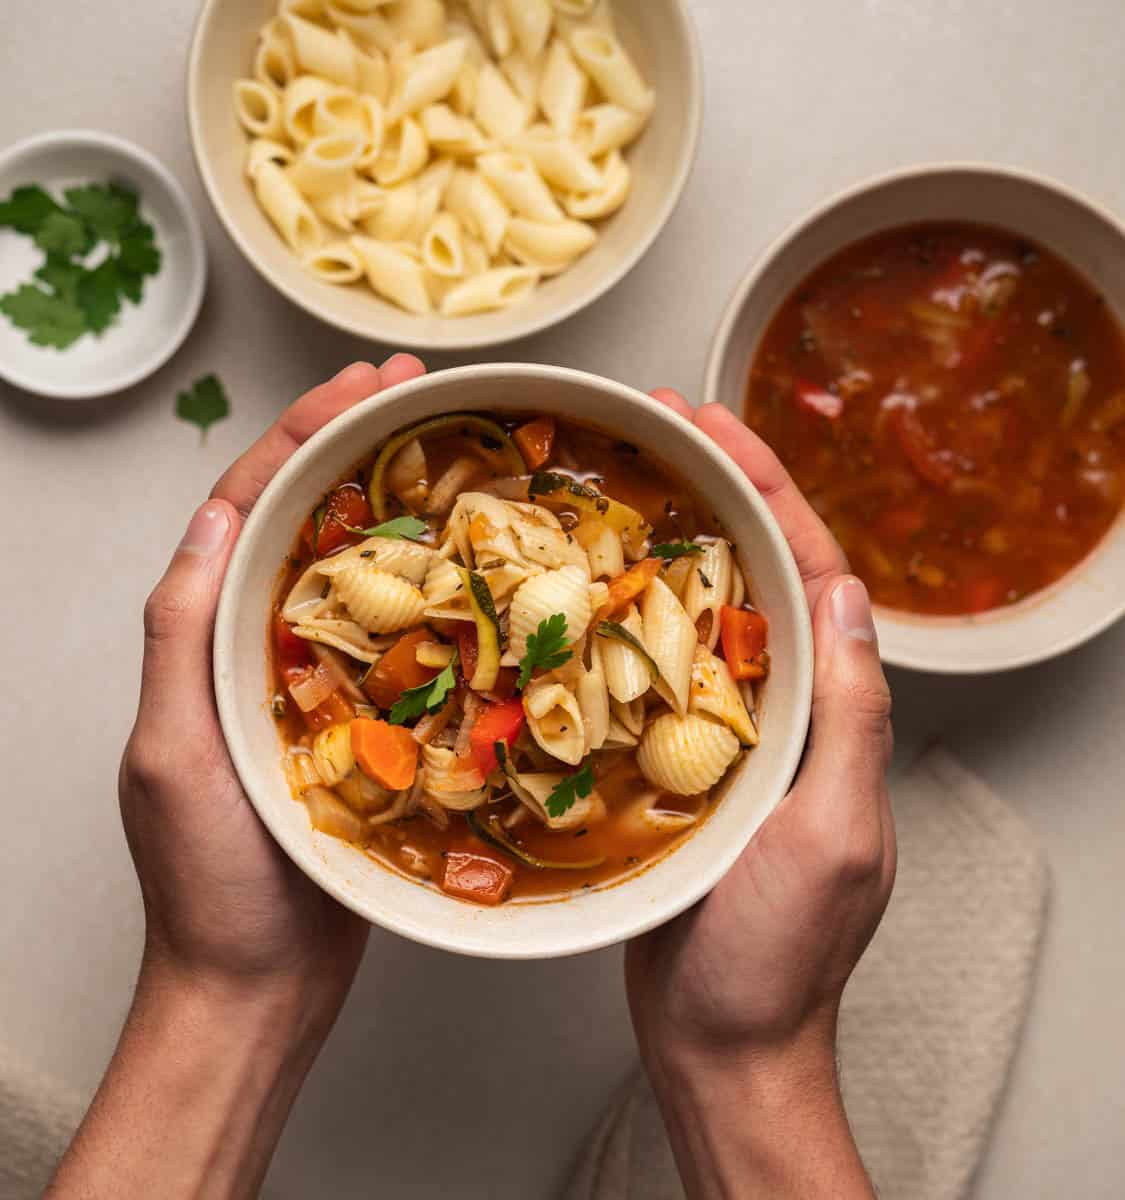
<box><xmin>565</xmin><ymin>748</ymin><xmax>1051</xmax><ymax>1200</ymax></box>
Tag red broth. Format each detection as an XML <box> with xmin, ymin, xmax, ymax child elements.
<box><xmin>745</xmin><ymin>223</ymin><xmax>1125</xmax><ymax>615</ymax></box>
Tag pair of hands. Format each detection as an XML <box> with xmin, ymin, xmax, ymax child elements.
<box><xmin>85</xmin><ymin>358</ymin><xmax>895</xmax><ymax>1196</ymax></box>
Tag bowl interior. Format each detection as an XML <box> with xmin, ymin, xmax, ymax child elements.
<box><xmin>706</xmin><ymin>166</ymin><xmax>1125</xmax><ymax>673</ymax></box>
<box><xmin>0</xmin><ymin>133</ymin><xmax>205</xmax><ymax>399</ymax></box>
<box><xmin>215</xmin><ymin>365</ymin><xmax>813</xmax><ymax>958</ymax></box>
<box><xmin>189</xmin><ymin>0</ymin><xmax>700</xmax><ymax>351</ymax></box>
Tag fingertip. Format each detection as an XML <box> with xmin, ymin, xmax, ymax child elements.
<box><xmin>379</xmin><ymin>352</ymin><xmax>427</xmax><ymax>389</ymax></box>
<box><xmin>331</xmin><ymin>361</ymin><xmax>381</xmax><ymax>396</ymax></box>
<box><xmin>649</xmin><ymin>387</ymin><xmax>693</xmax><ymax>419</ymax></box>
<box><xmin>694</xmin><ymin>403</ymin><xmax>739</xmax><ymax>434</ymax></box>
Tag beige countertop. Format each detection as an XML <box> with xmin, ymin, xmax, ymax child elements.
<box><xmin>2</xmin><ymin>2</ymin><xmax>1124</xmax><ymax>1196</ymax></box>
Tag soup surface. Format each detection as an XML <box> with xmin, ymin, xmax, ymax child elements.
<box><xmin>271</xmin><ymin>412</ymin><xmax>769</xmax><ymax>906</ymax></box>
<box><xmin>745</xmin><ymin>223</ymin><xmax>1125</xmax><ymax>615</ymax></box>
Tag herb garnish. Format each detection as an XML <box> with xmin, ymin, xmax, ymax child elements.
<box><xmin>389</xmin><ymin>651</ymin><xmax>458</xmax><ymax>724</ymax></box>
<box><xmin>0</xmin><ymin>182</ymin><xmax>161</xmax><ymax>348</ymax></box>
<box><xmin>341</xmin><ymin>515</ymin><xmax>429</xmax><ymax>542</ymax></box>
<box><xmin>651</xmin><ymin>540</ymin><xmax>704</xmax><ymax>560</ymax></box>
<box><xmin>517</xmin><ymin>613</ymin><xmax>572</xmax><ymax>689</ymax></box>
<box><xmin>176</xmin><ymin>374</ymin><xmax>230</xmax><ymax>438</ymax></box>
<box><xmin>545</xmin><ymin>759</ymin><xmax>596</xmax><ymax>819</ymax></box>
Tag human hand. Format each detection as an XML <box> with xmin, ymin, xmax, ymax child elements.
<box><xmin>120</xmin><ymin>355</ymin><xmax>424</xmax><ymax>1012</ymax></box>
<box><xmin>626</xmin><ymin>398</ymin><xmax>895</xmax><ymax>1197</ymax></box>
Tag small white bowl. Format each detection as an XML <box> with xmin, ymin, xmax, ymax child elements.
<box><xmin>0</xmin><ymin>130</ymin><xmax>206</xmax><ymax>400</ymax></box>
<box><xmin>704</xmin><ymin>163</ymin><xmax>1125</xmax><ymax>675</ymax></box>
<box><xmin>187</xmin><ymin>0</ymin><xmax>702</xmax><ymax>352</ymax></box>
<box><xmin>214</xmin><ymin>364</ymin><xmax>813</xmax><ymax>959</ymax></box>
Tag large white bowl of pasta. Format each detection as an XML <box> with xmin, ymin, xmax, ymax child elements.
<box><xmin>214</xmin><ymin>364</ymin><xmax>814</xmax><ymax>958</ymax></box>
<box><xmin>188</xmin><ymin>0</ymin><xmax>702</xmax><ymax>350</ymax></box>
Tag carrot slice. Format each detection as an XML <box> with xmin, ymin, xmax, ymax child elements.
<box><xmin>719</xmin><ymin>606</ymin><xmax>770</xmax><ymax>681</ymax></box>
<box><xmin>351</xmin><ymin>718</ymin><xmax>418</xmax><ymax>791</ymax></box>
<box><xmin>595</xmin><ymin>557</ymin><xmax>663</xmax><ymax>622</ymax></box>
<box><xmin>513</xmin><ymin>417</ymin><xmax>556</xmax><ymax>471</ymax></box>
<box><xmin>440</xmin><ymin>850</ymin><xmax>514</xmax><ymax>906</ymax></box>
<box><xmin>363</xmin><ymin>629</ymin><xmax>439</xmax><ymax>708</ymax></box>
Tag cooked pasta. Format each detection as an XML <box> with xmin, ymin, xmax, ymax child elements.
<box><xmin>234</xmin><ymin>0</ymin><xmax>654</xmax><ymax>316</ymax></box>
<box><xmin>270</xmin><ymin>412</ymin><xmax>771</xmax><ymax>907</ymax></box>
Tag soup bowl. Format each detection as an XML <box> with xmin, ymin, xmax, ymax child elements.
<box><xmin>214</xmin><ymin>364</ymin><xmax>813</xmax><ymax>958</ymax></box>
<box><xmin>704</xmin><ymin>163</ymin><xmax>1125</xmax><ymax>674</ymax></box>
<box><xmin>187</xmin><ymin>0</ymin><xmax>702</xmax><ymax>352</ymax></box>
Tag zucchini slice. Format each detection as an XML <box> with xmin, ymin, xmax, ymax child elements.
<box><xmin>595</xmin><ymin>620</ymin><xmax>663</xmax><ymax>683</ymax></box>
<box><xmin>368</xmin><ymin>415</ymin><xmax>527</xmax><ymax>520</ymax></box>
<box><xmin>465</xmin><ymin>811</ymin><xmax>605</xmax><ymax>872</ymax></box>
<box><xmin>457</xmin><ymin>566</ymin><xmax>502</xmax><ymax>692</ymax></box>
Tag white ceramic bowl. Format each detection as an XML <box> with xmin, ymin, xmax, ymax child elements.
<box><xmin>187</xmin><ymin>1</ymin><xmax>702</xmax><ymax>352</ymax></box>
<box><xmin>705</xmin><ymin>163</ymin><xmax>1125</xmax><ymax>675</ymax></box>
<box><xmin>0</xmin><ymin>130</ymin><xmax>206</xmax><ymax>400</ymax></box>
<box><xmin>214</xmin><ymin>364</ymin><xmax>813</xmax><ymax>958</ymax></box>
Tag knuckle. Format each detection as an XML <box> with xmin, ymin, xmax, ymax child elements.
<box><xmin>143</xmin><ymin>585</ymin><xmax>193</xmax><ymax>645</ymax></box>
<box><xmin>833</xmin><ymin>826</ymin><xmax>885</xmax><ymax>885</ymax></box>
<box><xmin>121</xmin><ymin>736</ymin><xmax>166</xmax><ymax>793</ymax></box>
<box><xmin>844</xmin><ymin>677</ymin><xmax>893</xmax><ymax>730</ymax></box>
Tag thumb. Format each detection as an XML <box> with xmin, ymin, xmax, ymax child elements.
<box><xmin>795</xmin><ymin>576</ymin><xmax>894</xmax><ymax>872</ymax></box>
<box><xmin>138</xmin><ymin>499</ymin><xmax>241</xmax><ymax>728</ymax></box>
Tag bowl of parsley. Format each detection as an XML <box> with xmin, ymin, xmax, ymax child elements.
<box><xmin>0</xmin><ymin>130</ymin><xmax>206</xmax><ymax>400</ymax></box>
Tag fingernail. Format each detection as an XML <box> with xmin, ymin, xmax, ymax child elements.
<box><xmin>179</xmin><ymin>501</ymin><xmax>230</xmax><ymax>559</ymax></box>
<box><xmin>830</xmin><ymin>577</ymin><xmax>876</xmax><ymax>643</ymax></box>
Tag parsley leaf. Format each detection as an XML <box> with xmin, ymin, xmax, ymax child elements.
<box><xmin>517</xmin><ymin>613</ymin><xmax>572</xmax><ymax>690</ymax></box>
<box><xmin>651</xmin><ymin>540</ymin><xmax>704</xmax><ymax>560</ymax></box>
<box><xmin>341</xmin><ymin>515</ymin><xmax>429</xmax><ymax>542</ymax></box>
<box><xmin>545</xmin><ymin>759</ymin><xmax>596</xmax><ymax>819</ymax></box>
<box><xmin>34</xmin><ymin>211</ymin><xmax>92</xmax><ymax>257</ymax></box>
<box><xmin>117</xmin><ymin>222</ymin><xmax>161</xmax><ymax>281</ymax></box>
<box><xmin>76</xmin><ymin>259</ymin><xmax>123</xmax><ymax>334</ymax></box>
<box><xmin>62</xmin><ymin>183</ymin><xmax>139</xmax><ymax>242</ymax></box>
<box><xmin>0</xmin><ymin>284</ymin><xmax>87</xmax><ymax>349</ymax></box>
<box><xmin>0</xmin><ymin>185</ymin><xmax>60</xmax><ymax>234</ymax></box>
<box><xmin>389</xmin><ymin>652</ymin><xmax>459</xmax><ymax>725</ymax></box>
<box><xmin>175</xmin><ymin>374</ymin><xmax>230</xmax><ymax>437</ymax></box>
<box><xmin>34</xmin><ymin>257</ymin><xmax>83</xmax><ymax>304</ymax></box>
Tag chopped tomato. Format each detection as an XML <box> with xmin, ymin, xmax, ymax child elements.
<box><xmin>302</xmin><ymin>690</ymin><xmax>357</xmax><ymax>733</ymax></box>
<box><xmin>961</xmin><ymin>576</ymin><xmax>1006</xmax><ymax>614</ymax></box>
<box><xmin>440</xmin><ymin>850</ymin><xmax>514</xmax><ymax>906</ymax></box>
<box><xmin>719</xmin><ymin>606</ymin><xmax>770</xmax><ymax>681</ymax></box>
<box><xmin>273</xmin><ymin>612</ymin><xmax>312</xmax><ymax>672</ymax></box>
<box><xmin>893</xmin><ymin>409</ymin><xmax>955</xmax><ymax>488</ymax></box>
<box><xmin>468</xmin><ymin>698</ymin><xmax>526</xmax><ymax>777</ymax></box>
<box><xmin>314</xmin><ymin>484</ymin><xmax>374</xmax><ymax>557</ymax></box>
<box><xmin>876</xmin><ymin>507</ymin><xmax>926</xmax><ymax>543</ymax></box>
<box><xmin>351</xmin><ymin>718</ymin><xmax>418</xmax><ymax>790</ymax></box>
<box><xmin>954</xmin><ymin>321</ymin><xmax>1001</xmax><ymax>372</ymax></box>
<box><xmin>513</xmin><ymin>417</ymin><xmax>556</xmax><ymax>470</ymax></box>
<box><xmin>794</xmin><ymin>378</ymin><xmax>844</xmax><ymax>420</ymax></box>
<box><xmin>363</xmin><ymin>629</ymin><xmax>439</xmax><ymax>708</ymax></box>
<box><xmin>595</xmin><ymin>558</ymin><xmax>663</xmax><ymax>622</ymax></box>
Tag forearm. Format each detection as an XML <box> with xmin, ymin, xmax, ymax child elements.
<box><xmin>644</xmin><ymin>1030</ymin><xmax>874</xmax><ymax>1200</ymax></box>
<box><xmin>47</xmin><ymin>964</ymin><xmax>333</xmax><ymax>1200</ymax></box>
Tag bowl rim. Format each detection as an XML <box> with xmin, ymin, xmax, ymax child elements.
<box><xmin>213</xmin><ymin>363</ymin><xmax>814</xmax><ymax>958</ymax></box>
<box><xmin>186</xmin><ymin>0</ymin><xmax>705</xmax><ymax>353</ymax></box>
<box><xmin>0</xmin><ymin>128</ymin><xmax>207</xmax><ymax>400</ymax></box>
<box><xmin>702</xmin><ymin>159</ymin><xmax>1125</xmax><ymax>674</ymax></box>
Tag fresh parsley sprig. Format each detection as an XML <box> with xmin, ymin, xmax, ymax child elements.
<box><xmin>651</xmin><ymin>540</ymin><xmax>704</xmax><ymax>560</ymax></box>
<box><xmin>176</xmin><ymin>374</ymin><xmax>230</xmax><ymax>438</ymax></box>
<box><xmin>389</xmin><ymin>651</ymin><xmax>459</xmax><ymax>725</ymax></box>
<box><xmin>545</xmin><ymin>759</ymin><xmax>596</xmax><ymax>819</ymax></box>
<box><xmin>517</xmin><ymin>613</ymin><xmax>572</xmax><ymax>690</ymax></box>
<box><xmin>342</xmin><ymin>515</ymin><xmax>429</xmax><ymax>542</ymax></box>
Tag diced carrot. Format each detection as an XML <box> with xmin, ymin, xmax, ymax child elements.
<box><xmin>719</xmin><ymin>606</ymin><xmax>770</xmax><ymax>681</ymax></box>
<box><xmin>440</xmin><ymin>850</ymin><xmax>514</xmax><ymax>906</ymax></box>
<box><xmin>595</xmin><ymin>557</ymin><xmax>663</xmax><ymax>622</ymax></box>
<box><xmin>961</xmin><ymin>576</ymin><xmax>1006</xmax><ymax>614</ymax></box>
<box><xmin>513</xmin><ymin>417</ymin><xmax>556</xmax><ymax>471</ymax></box>
<box><xmin>363</xmin><ymin>629</ymin><xmax>439</xmax><ymax>708</ymax></box>
<box><xmin>351</xmin><ymin>718</ymin><xmax>419</xmax><ymax>790</ymax></box>
<box><xmin>468</xmin><ymin>697</ymin><xmax>526</xmax><ymax>777</ymax></box>
<box><xmin>301</xmin><ymin>690</ymin><xmax>357</xmax><ymax>733</ymax></box>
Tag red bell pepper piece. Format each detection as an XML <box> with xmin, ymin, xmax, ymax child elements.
<box><xmin>468</xmin><ymin>697</ymin><xmax>527</xmax><ymax>777</ymax></box>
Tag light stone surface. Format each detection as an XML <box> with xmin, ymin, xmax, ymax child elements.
<box><xmin>1</xmin><ymin>2</ymin><xmax>1123</xmax><ymax>1196</ymax></box>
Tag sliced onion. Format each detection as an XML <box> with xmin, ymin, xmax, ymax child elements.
<box><xmin>309</xmin><ymin>642</ymin><xmax>368</xmax><ymax>704</ymax></box>
<box><xmin>289</xmin><ymin>663</ymin><xmax>336</xmax><ymax>712</ymax></box>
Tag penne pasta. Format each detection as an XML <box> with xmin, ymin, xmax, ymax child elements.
<box><xmin>504</xmin><ymin>216</ymin><xmax>596</xmax><ymax>275</ymax></box>
<box><xmin>389</xmin><ymin>36</ymin><xmax>468</xmax><ymax>119</ymax></box>
<box><xmin>283</xmin><ymin>75</ymin><xmax>335</xmax><ymax>146</ymax></box>
<box><xmin>501</xmin><ymin>0</ymin><xmax>553</xmax><ymax>60</ymax></box>
<box><xmin>523</xmin><ymin>679</ymin><xmax>587</xmax><ymax>765</ymax></box>
<box><xmin>289</xmin><ymin>132</ymin><xmax>365</xmax><ymax>198</ymax></box>
<box><xmin>420</xmin><ymin>103</ymin><xmax>490</xmax><ymax>156</ymax></box>
<box><xmin>573</xmin><ymin>101</ymin><xmax>646</xmax><ymax>157</ymax></box>
<box><xmin>477</xmin><ymin>152</ymin><xmax>562</xmax><ymax>221</ymax></box>
<box><xmin>254</xmin><ymin>161</ymin><xmax>325</xmax><ymax>255</ymax></box>
<box><xmin>371</xmin><ymin>115</ymin><xmax>430</xmax><ymax>185</ymax></box>
<box><xmin>564</xmin><ymin>148</ymin><xmax>629</xmax><ymax>219</ymax></box>
<box><xmin>255</xmin><ymin>23</ymin><xmax>298</xmax><ymax>90</ymax></box>
<box><xmin>444</xmin><ymin>166</ymin><xmax>510</xmax><ymax>255</ymax></box>
<box><xmin>245</xmin><ymin>137</ymin><xmax>295</xmax><ymax>181</ymax></box>
<box><xmin>538</xmin><ymin>38</ymin><xmax>587</xmax><ymax>135</ymax></box>
<box><xmin>598</xmin><ymin>604</ymin><xmax>650</xmax><ymax>703</ymax></box>
<box><xmin>507</xmin><ymin>126</ymin><xmax>602</xmax><ymax>192</ymax></box>
<box><xmin>681</xmin><ymin>538</ymin><xmax>736</xmax><ymax>650</ymax></box>
<box><xmin>284</xmin><ymin>14</ymin><xmax>359</xmax><ymax>88</ymax></box>
<box><xmin>473</xmin><ymin>63</ymin><xmax>531</xmax><ymax>141</ymax></box>
<box><xmin>358</xmin><ymin>179</ymin><xmax>417</xmax><ymax>240</ymax></box>
<box><xmin>351</xmin><ymin>235</ymin><xmax>433</xmax><ymax>313</ymax></box>
<box><xmin>302</xmin><ymin>239</ymin><xmax>365</xmax><ymax>283</ymax></box>
<box><xmin>499</xmin><ymin>49</ymin><xmax>545</xmax><ymax>106</ymax></box>
<box><xmin>440</xmin><ymin>265</ymin><xmax>539</xmax><ymax>315</ymax></box>
<box><xmin>421</xmin><ymin>211</ymin><xmax>466</xmax><ymax>277</ymax></box>
<box><xmin>641</xmin><ymin>576</ymin><xmax>696</xmax><ymax>715</ymax></box>
<box><xmin>569</xmin><ymin>29</ymin><xmax>653</xmax><ymax>115</ymax></box>
<box><xmin>386</xmin><ymin>0</ymin><xmax>448</xmax><ymax>49</ymax></box>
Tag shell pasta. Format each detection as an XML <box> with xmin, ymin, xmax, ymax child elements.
<box><xmin>271</xmin><ymin>412</ymin><xmax>771</xmax><ymax>907</ymax></box>
<box><xmin>233</xmin><ymin>0</ymin><xmax>654</xmax><ymax>316</ymax></box>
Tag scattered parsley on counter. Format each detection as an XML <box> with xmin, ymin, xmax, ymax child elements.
<box><xmin>0</xmin><ymin>182</ymin><xmax>162</xmax><ymax>349</ymax></box>
<box><xmin>176</xmin><ymin>374</ymin><xmax>230</xmax><ymax>438</ymax></box>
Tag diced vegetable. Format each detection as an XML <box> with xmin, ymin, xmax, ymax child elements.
<box><xmin>876</xmin><ymin>507</ymin><xmax>926</xmax><ymax>543</ymax></box>
<box><xmin>288</xmin><ymin>663</ymin><xmax>337</xmax><ymax>713</ymax></box>
<box><xmin>528</xmin><ymin>472</ymin><xmax>652</xmax><ymax>556</ymax></box>
<box><xmin>595</xmin><ymin>621</ymin><xmax>661</xmax><ymax>682</ymax></box>
<box><xmin>415</xmin><ymin>641</ymin><xmax>455</xmax><ymax>669</ymax></box>
<box><xmin>893</xmin><ymin>409</ymin><xmax>955</xmax><ymax>488</ymax></box>
<box><xmin>311</xmin><ymin>723</ymin><xmax>356</xmax><ymax>786</ymax></box>
<box><xmin>513</xmin><ymin>417</ymin><xmax>556</xmax><ymax>470</ymax></box>
<box><xmin>312</xmin><ymin>484</ymin><xmax>374</xmax><ymax>557</ymax></box>
<box><xmin>368</xmin><ymin>415</ymin><xmax>526</xmax><ymax>520</ymax></box>
<box><xmin>719</xmin><ymin>607</ymin><xmax>770</xmax><ymax>681</ymax></box>
<box><xmin>1061</xmin><ymin>362</ymin><xmax>1091</xmax><ymax>429</ymax></box>
<box><xmin>303</xmin><ymin>785</ymin><xmax>367</xmax><ymax>843</ymax></box>
<box><xmin>303</xmin><ymin>691</ymin><xmax>357</xmax><ymax>732</ymax></box>
<box><xmin>457</xmin><ymin>567</ymin><xmax>502</xmax><ymax>692</ymax></box>
<box><xmin>961</xmin><ymin>576</ymin><xmax>1006</xmax><ymax>614</ymax></box>
<box><xmin>468</xmin><ymin>698</ymin><xmax>526</xmax><ymax>776</ymax></box>
<box><xmin>274</xmin><ymin>613</ymin><xmax>312</xmax><ymax>671</ymax></box>
<box><xmin>351</xmin><ymin>718</ymin><xmax>419</xmax><ymax>791</ymax></box>
<box><xmin>594</xmin><ymin>557</ymin><xmax>663</xmax><ymax>622</ymax></box>
<box><xmin>465</xmin><ymin>811</ymin><xmax>605</xmax><ymax>872</ymax></box>
<box><xmin>363</xmin><ymin>629</ymin><xmax>439</xmax><ymax>708</ymax></box>
<box><xmin>794</xmin><ymin>378</ymin><xmax>843</xmax><ymax>419</ymax></box>
<box><xmin>440</xmin><ymin>849</ymin><xmax>514</xmax><ymax>905</ymax></box>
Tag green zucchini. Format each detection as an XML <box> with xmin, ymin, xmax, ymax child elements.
<box><xmin>465</xmin><ymin>811</ymin><xmax>605</xmax><ymax>872</ymax></box>
<box><xmin>457</xmin><ymin>566</ymin><xmax>502</xmax><ymax>692</ymax></box>
<box><xmin>368</xmin><ymin>414</ymin><xmax>527</xmax><ymax>520</ymax></box>
<box><xmin>595</xmin><ymin>620</ymin><xmax>663</xmax><ymax>683</ymax></box>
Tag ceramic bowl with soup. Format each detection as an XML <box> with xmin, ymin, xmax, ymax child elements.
<box><xmin>706</xmin><ymin>164</ymin><xmax>1125</xmax><ymax>674</ymax></box>
<box><xmin>214</xmin><ymin>365</ymin><xmax>813</xmax><ymax>957</ymax></box>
